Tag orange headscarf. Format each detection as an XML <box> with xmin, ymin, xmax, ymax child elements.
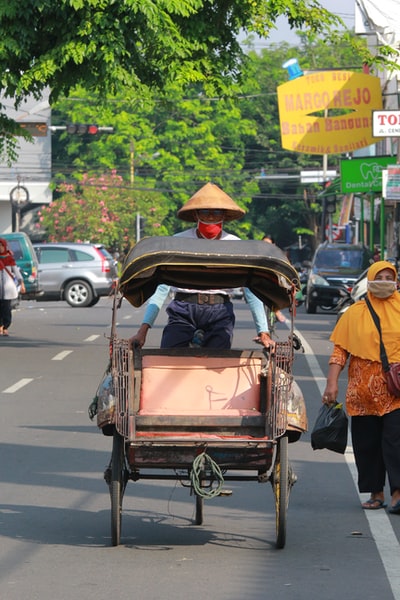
<box><xmin>330</xmin><ymin>261</ymin><xmax>400</xmax><ymax>363</ymax></box>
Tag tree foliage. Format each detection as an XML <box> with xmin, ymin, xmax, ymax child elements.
<box><xmin>50</xmin><ymin>83</ymin><xmax>261</xmax><ymax>242</ymax></box>
<box><xmin>46</xmin><ymin>31</ymin><xmax>368</xmax><ymax>251</ymax></box>
<box><xmin>1</xmin><ymin>0</ymin><xmax>397</xmax><ymax>164</ymax></box>
<box><xmin>0</xmin><ymin>0</ymin><xmax>342</xmax><ymax>102</ymax></box>
<box><xmin>0</xmin><ymin>0</ymin><xmax>355</xmax><ymax>162</ymax></box>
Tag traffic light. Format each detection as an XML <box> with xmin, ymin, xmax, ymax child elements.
<box><xmin>87</xmin><ymin>124</ymin><xmax>99</xmax><ymax>135</ymax></box>
<box><xmin>325</xmin><ymin>196</ymin><xmax>336</xmax><ymax>214</ymax></box>
<box><xmin>66</xmin><ymin>123</ymin><xmax>99</xmax><ymax>135</ymax></box>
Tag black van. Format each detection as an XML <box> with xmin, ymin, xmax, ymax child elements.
<box><xmin>305</xmin><ymin>242</ymin><xmax>373</xmax><ymax>314</ymax></box>
<box><xmin>2</xmin><ymin>232</ymin><xmax>41</xmax><ymax>299</ymax></box>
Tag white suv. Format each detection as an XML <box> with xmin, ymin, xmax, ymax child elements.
<box><xmin>33</xmin><ymin>242</ymin><xmax>118</xmax><ymax>307</ymax></box>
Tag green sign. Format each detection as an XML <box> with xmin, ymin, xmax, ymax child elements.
<box><xmin>340</xmin><ymin>156</ymin><xmax>395</xmax><ymax>194</ymax></box>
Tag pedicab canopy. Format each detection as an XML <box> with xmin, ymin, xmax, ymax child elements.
<box><xmin>119</xmin><ymin>236</ymin><xmax>300</xmax><ymax>310</ymax></box>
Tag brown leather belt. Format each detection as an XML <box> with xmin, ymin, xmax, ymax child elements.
<box><xmin>174</xmin><ymin>292</ymin><xmax>230</xmax><ymax>305</ymax></box>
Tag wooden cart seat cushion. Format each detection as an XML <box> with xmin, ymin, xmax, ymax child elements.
<box><xmin>139</xmin><ymin>355</ymin><xmax>263</xmax><ymax>415</ymax></box>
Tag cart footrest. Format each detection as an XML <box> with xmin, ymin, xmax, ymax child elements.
<box><xmin>132</xmin><ymin>432</ymin><xmax>272</xmax><ymax>441</ymax></box>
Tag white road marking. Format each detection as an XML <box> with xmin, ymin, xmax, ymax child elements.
<box><xmin>345</xmin><ymin>450</ymin><xmax>400</xmax><ymax>596</ymax></box>
<box><xmin>3</xmin><ymin>378</ymin><xmax>34</xmax><ymax>394</ymax></box>
<box><xmin>84</xmin><ymin>335</ymin><xmax>100</xmax><ymax>342</ymax></box>
<box><xmin>294</xmin><ymin>325</ymin><xmax>400</xmax><ymax>600</ymax></box>
<box><xmin>51</xmin><ymin>350</ymin><xmax>73</xmax><ymax>361</ymax></box>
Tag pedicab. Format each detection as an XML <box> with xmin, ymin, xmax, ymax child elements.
<box><xmin>92</xmin><ymin>236</ymin><xmax>307</xmax><ymax>549</ymax></box>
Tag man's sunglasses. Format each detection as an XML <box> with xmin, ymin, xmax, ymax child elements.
<box><xmin>197</xmin><ymin>209</ymin><xmax>224</xmax><ymax>216</ymax></box>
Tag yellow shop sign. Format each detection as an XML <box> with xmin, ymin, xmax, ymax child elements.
<box><xmin>277</xmin><ymin>71</ymin><xmax>383</xmax><ymax>155</ymax></box>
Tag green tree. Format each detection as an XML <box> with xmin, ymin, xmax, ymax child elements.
<box><xmin>0</xmin><ymin>1</ymin><xmax>343</xmax><ymax>101</ymax></box>
<box><xmin>50</xmin><ymin>84</ymin><xmax>260</xmax><ymax>239</ymax></box>
<box><xmin>0</xmin><ymin>0</ymin><xmax>367</xmax><ymax>161</ymax></box>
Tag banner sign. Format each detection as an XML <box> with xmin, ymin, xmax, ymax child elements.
<box><xmin>353</xmin><ymin>196</ymin><xmax>380</xmax><ymax>221</ymax></box>
<box><xmin>277</xmin><ymin>71</ymin><xmax>382</xmax><ymax>155</ymax></box>
<box><xmin>18</xmin><ymin>122</ymin><xmax>48</xmax><ymax>137</ymax></box>
<box><xmin>338</xmin><ymin>194</ymin><xmax>353</xmax><ymax>226</ymax></box>
<box><xmin>340</xmin><ymin>156</ymin><xmax>395</xmax><ymax>193</ymax></box>
<box><xmin>384</xmin><ymin>165</ymin><xmax>400</xmax><ymax>200</ymax></box>
<box><xmin>373</xmin><ymin>110</ymin><xmax>400</xmax><ymax>137</ymax></box>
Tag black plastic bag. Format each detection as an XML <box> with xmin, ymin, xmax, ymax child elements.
<box><xmin>311</xmin><ymin>403</ymin><xmax>348</xmax><ymax>454</ymax></box>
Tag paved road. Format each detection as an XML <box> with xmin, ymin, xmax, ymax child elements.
<box><xmin>0</xmin><ymin>297</ymin><xmax>399</xmax><ymax>600</ymax></box>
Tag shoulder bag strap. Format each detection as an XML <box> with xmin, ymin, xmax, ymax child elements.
<box><xmin>365</xmin><ymin>297</ymin><xmax>390</xmax><ymax>372</ymax></box>
<box><xmin>3</xmin><ymin>265</ymin><xmax>14</xmax><ymax>279</ymax></box>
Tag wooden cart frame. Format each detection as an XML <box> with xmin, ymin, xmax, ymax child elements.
<box><xmin>101</xmin><ymin>237</ymin><xmax>306</xmax><ymax>548</ymax></box>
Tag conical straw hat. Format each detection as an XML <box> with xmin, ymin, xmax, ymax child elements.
<box><xmin>177</xmin><ymin>182</ymin><xmax>245</xmax><ymax>222</ymax></box>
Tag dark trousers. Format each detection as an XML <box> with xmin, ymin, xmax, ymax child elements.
<box><xmin>351</xmin><ymin>409</ymin><xmax>400</xmax><ymax>495</ymax></box>
<box><xmin>161</xmin><ymin>299</ymin><xmax>235</xmax><ymax>349</ymax></box>
<box><xmin>0</xmin><ymin>299</ymin><xmax>12</xmax><ymax>329</ymax></box>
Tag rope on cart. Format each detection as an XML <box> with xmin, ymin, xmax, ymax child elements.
<box><xmin>190</xmin><ymin>452</ymin><xmax>225</xmax><ymax>499</ymax></box>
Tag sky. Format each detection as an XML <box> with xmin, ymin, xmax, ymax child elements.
<box><xmin>250</xmin><ymin>0</ymin><xmax>355</xmax><ymax>47</ymax></box>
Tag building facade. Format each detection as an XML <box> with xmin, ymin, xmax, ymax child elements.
<box><xmin>0</xmin><ymin>91</ymin><xmax>52</xmax><ymax>234</ymax></box>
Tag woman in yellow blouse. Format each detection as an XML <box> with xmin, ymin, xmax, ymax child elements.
<box><xmin>322</xmin><ymin>260</ymin><xmax>400</xmax><ymax>513</ymax></box>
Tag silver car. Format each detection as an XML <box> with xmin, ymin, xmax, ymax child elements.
<box><xmin>33</xmin><ymin>242</ymin><xmax>118</xmax><ymax>307</ymax></box>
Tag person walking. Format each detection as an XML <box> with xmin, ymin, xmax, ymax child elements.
<box><xmin>0</xmin><ymin>237</ymin><xmax>25</xmax><ymax>336</ymax></box>
<box><xmin>322</xmin><ymin>260</ymin><xmax>400</xmax><ymax>513</ymax></box>
<box><xmin>130</xmin><ymin>182</ymin><xmax>274</xmax><ymax>350</ymax></box>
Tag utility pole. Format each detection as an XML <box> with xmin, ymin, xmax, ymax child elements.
<box><xmin>130</xmin><ymin>140</ymin><xmax>141</xmax><ymax>243</ymax></box>
<box><xmin>130</xmin><ymin>140</ymin><xmax>135</xmax><ymax>186</ymax></box>
<box><xmin>136</xmin><ymin>212</ymin><xmax>141</xmax><ymax>243</ymax></box>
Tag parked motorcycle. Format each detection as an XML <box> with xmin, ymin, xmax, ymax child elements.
<box><xmin>335</xmin><ymin>268</ymin><xmax>368</xmax><ymax>321</ymax></box>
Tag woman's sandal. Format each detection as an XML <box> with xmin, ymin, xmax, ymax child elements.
<box><xmin>388</xmin><ymin>500</ymin><xmax>400</xmax><ymax>514</ymax></box>
<box><xmin>362</xmin><ymin>498</ymin><xmax>387</xmax><ymax>510</ymax></box>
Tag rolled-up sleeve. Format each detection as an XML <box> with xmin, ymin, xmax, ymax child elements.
<box><xmin>243</xmin><ymin>287</ymin><xmax>269</xmax><ymax>334</ymax></box>
<box><xmin>142</xmin><ymin>284</ymin><xmax>170</xmax><ymax>327</ymax></box>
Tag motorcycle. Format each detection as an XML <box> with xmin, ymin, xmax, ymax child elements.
<box><xmin>336</xmin><ymin>267</ymin><xmax>369</xmax><ymax>321</ymax></box>
<box><xmin>293</xmin><ymin>262</ymin><xmax>309</xmax><ymax>306</ymax></box>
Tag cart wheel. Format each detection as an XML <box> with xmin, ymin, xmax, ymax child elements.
<box><xmin>111</xmin><ymin>430</ymin><xmax>125</xmax><ymax>546</ymax></box>
<box><xmin>195</xmin><ymin>489</ymin><xmax>204</xmax><ymax>525</ymax></box>
<box><xmin>272</xmin><ymin>435</ymin><xmax>289</xmax><ymax>549</ymax></box>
